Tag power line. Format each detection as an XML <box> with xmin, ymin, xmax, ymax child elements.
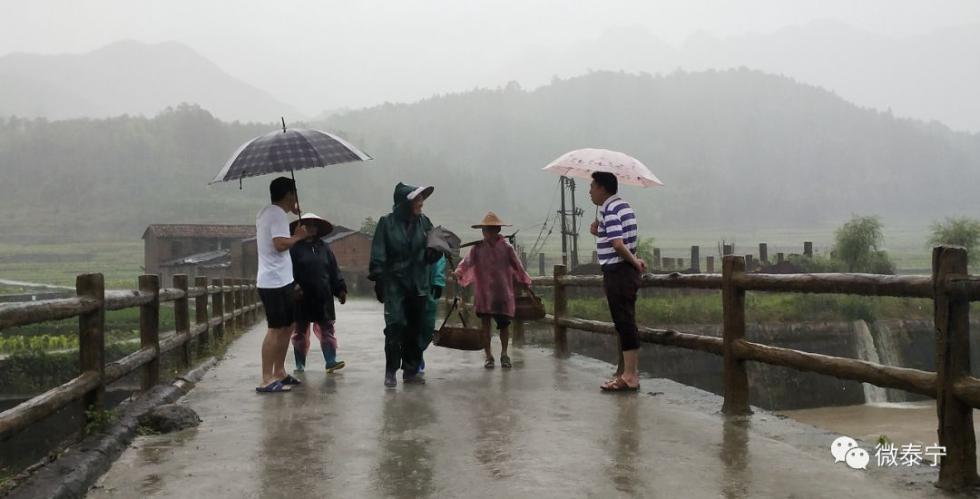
<box><xmin>529</xmin><ymin>182</ymin><xmax>561</xmax><ymax>254</ymax></box>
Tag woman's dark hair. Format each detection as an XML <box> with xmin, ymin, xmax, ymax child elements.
<box><xmin>270</xmin><ymin>177</ymin><xmax>296</xmax><ymax>203</ymax></box>
<box><xmin>591</xmin><ymin>172</ymin><xmax>618</xmax><ymax>195</ymax></box>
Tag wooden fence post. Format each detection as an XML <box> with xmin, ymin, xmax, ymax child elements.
<box><xmin>722</xmin><ymin>256</ymin><xmax>750</xmax><ymax>415</ymax></box>
<box><xmin>690</xmin><ymin>246</ymin><xmax>700</xmax><ymax>273</ymax></box>
<box><xmin>174</xmin><ymin>275</ymin><xmax>191</xmax><ymax>367</ymax></box>
<box><xmin>706</xmin><ymin>256</ymin><xmax>715</xmax><ymax>274</ymax></box>
<box><xmin>933</xmin><ymin>246</ymin><xmax>978</xmax><ymax>489</ymax></box>
<box><xmin>804</xmin><ymin>241</ymin><xmax>814</xmax><ymax>258</ymax></box>
<box><xmin>213</xmin><ymin>278</ymin><xmax>225</xmax><ymax>343</ymax></box>
<box><xmin>250</xmin><ymin>282</ymin><xmax>258</xmax><ymax>324</ymax></box>
<box><xmin>513</xmin><ymin>319</ymin><xmax>525</xmax><ymax>346</ymax></box>
<box><xmin>78</xmin><ymin>273</ymin><xmax>105</xmax><ymax>421</ymax></box>
<box><xmin>745</xmin><ymin>255</ymin><xmax>754</xmax><ymax>271</ymax></box>
<box><xmin>539</xmin><ymin>253</ymin><xmax>545</xmax><ymax>276</ymax></box>
<box><xmin>195</xmin><ymin>276</ymin><xmax>210</xmax><ymax>357</ymax></box>
<box><xmin>777</xmin><ymin>252</ymin><xmax>785</xmax><ymax>264</ymax></box>
<box><xmin>235</xmin><ymin>279</ymin><xmax>245</xmax><ymax>332</ymax></box>
<box><xmin>653</xmin><ymin>248</ymin><xmax>661</xmax><ymax>270</ymax></box>
<box><xmin>224</xmin><ymin>278</ymin><xmax>235</xmax><ymax>336</ymax></box>
<box><xmin>553</xmin><ymin>264</ymin><xmax>568</xmax><ymax>357</ymax></box>
<box><xmin>244</xmin><ymin>281</ymin><xmax>253</xmax><ymax>325</ymax></box>
<box><xmin>513</xmin><ymin>283</ymin><xmax>525</xmax><ymax>346</ymax></box>
<box><xmin>723</xmin><ymin>244</ymin><xmax>733</xmax><ymax>256</ymax></box>
<box><xmin>139</xmin><ymin>274</ymin><xmax>160</xmax><ymax>390</ymax></box>
<box><xmin>759</xmin><ymin>243</ymin><xmax>768</xmax><ymax>264</ymax></box>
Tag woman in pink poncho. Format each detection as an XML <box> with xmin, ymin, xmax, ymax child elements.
<box><xmin>454</xmin><ymin>211</ymin><xmax>532</xmax><ymax>369</ymax></box>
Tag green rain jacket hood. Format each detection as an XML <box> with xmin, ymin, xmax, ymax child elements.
<box><xmin>369</xmin><ymin>182</ymin><xmax>435</xmax><ymax>328</ymax></box>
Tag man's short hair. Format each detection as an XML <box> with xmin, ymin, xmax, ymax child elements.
<box><xmin>270</xmin><ymin>177</ymin><xmax>296</xmax><ymax>203</ymax></box>
<box><xmin>591</xmin><ymin>172</ymin><xmax>618</xmax><ymax>195</ymax></box>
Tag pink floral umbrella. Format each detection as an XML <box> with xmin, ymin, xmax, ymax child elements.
<box><xmin>542</xmin><ymin>148</ymin><xmax>664</xmax><ymax>187</ymax></box>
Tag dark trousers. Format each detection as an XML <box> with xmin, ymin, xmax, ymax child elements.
<box><xmin>602</xmin><ymin>263</ymin><xmax>641</xmax><ymax>352</ymax></box>
<box><xmin>385</xmin><ymin>295</ymin><xmax>426</xmax><ymax>375</ymax></box>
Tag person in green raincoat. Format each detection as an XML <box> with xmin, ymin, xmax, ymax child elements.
<box><xmin>369</xmin><ymin>182</ymin><xmax>439</xmax><ymax>388</ymax></box>
<box><xmin>419</xmin><ymin>255</ymin><xmax>446</xmax><ymax>374</ymax></box>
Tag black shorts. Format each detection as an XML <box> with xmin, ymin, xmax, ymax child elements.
<box><xmin>259</xmin><ymin>283</ymin><xmax>295</xmax><ymax>329</ymax></box>
<box><xmin>477</xmin><ymin>313</ymin><xmax>512</xmax><ymax>331</ymax></box>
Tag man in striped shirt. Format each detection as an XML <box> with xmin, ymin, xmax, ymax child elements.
<box><xmin>589</xmin><ymin>172</ymin><xmax>647</xmax><ymax>392</ymax></box>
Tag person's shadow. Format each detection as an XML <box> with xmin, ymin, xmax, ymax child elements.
<box><xmin>720</xmin><ymin>416</ymin><xmax>751</xmax><ymax>499</ymax></box>
<box><xmin>603</xmin><ymin>395</ymin><xmax>641</xmax><ymax>495</ymax></box>
<box><xmin>258</xmin><ymin>392</ymin><xmax>328</xmax><ymax>499</ymax></box>
<box><xmin>473</xmin><ymin>368</ymin><xmax>518</xmax><ymax>479</ymax></box>
<box><xmin>374</xmin><ymin>390</ymin><xmax>438</xmax><ymax>498</ymax></box>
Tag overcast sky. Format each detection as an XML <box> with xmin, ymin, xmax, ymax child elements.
<box><xmin>2</xmin><ymin>0</ymin><xmax>979</xmax><ymax>116</ymax></box>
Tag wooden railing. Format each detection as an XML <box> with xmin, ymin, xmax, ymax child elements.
<box><xmin>0</xmin><ymin>274</ymin><xmax>261</xmax><ymax>442</ymax></box>
<box><xmin>531</xmin><ymin>247</ymin><xmax>980</xmax><ymax>490</ymax></box>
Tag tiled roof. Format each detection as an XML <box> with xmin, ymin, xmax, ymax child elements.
<box><xmin>143</xmin><ymin>224</ymin><xmax>255</xmax><ymax>240</ymax></box>
<box><xmin>160</xmin><ymin>249</ymin><xmax>231</xmax><ymax>267</ymax></box>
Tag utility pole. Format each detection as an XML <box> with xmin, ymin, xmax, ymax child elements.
<box><xmin>558</xmin><ymin>177</ymin><xmax>568</xmax><ymax>266</ymax></box>
<box><xmin>569</xmin><ymin>178</ymin><xmax>580</xmax><ymax>267</ymax></box>
<box><xmin>557</xmin><ymin>176</ymin><xmax>583</xmax><ymax>269</ymax></box>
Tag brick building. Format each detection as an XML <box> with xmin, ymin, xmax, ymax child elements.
<box><xmin>144</xmin><ymin>223</ymin><xmax>373</xmax><ymax>292</ymax></box>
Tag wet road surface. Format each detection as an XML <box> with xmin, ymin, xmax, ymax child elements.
<box><xmin>88</xmin><ymin>300</ymin><xmax>934</xmax><ymax>498</ymax></box>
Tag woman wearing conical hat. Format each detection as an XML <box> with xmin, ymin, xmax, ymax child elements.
<box><xmin>453</xmin><ymin>211</ymin><xmax>532</xmax><ymax>369</ymax></box>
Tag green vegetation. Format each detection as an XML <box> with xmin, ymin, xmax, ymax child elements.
<box><xmin>930</xmin><ymin>217</ymin><xmax>980</xmax><ymax>265</ymax></box>
<box><xmin>558</xmin><ymin>291</ymin><xmax>936</xmax><ymax>325</ymax></box>
<box><xmin>0</xmin><ymin>241</ymin><xmax>143</xmax><ymax>288</ymax></box>
<box><xmin>2</xmin><ymin>71</ymin><xmax>980</xmax><ymax>243</ymax></box>
<box><xmin>360</xmin><ymin>217</ymin><xmax>378</xmax><ymax>236</ymax></box>
<box><xmin>635</xmin><ymin>237</ymin><xmax>656</xmax><ymax>265</ymax></box>
<box><xmin>831</xmin><ymin>215</ymin><xmax>895</xmax><ymax>274</ymax></box>
<box><xmin>83</xmin><ymin>406</ymin><xmax>117</xmax><ymax>435</ymax></box>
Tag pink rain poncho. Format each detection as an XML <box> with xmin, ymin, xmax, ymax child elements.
<box><xmin>455</xmin><ymin>235</ymin><xmax>532</xmax><ymax>318</ymax></box>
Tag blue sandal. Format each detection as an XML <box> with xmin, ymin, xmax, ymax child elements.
<box><xmin>256</xmin><ymin>380</ymin><xmax>292</xmax><ymax>393</ymax></box>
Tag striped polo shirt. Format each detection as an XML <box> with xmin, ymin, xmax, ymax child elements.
<box><xmin>596</xmin><ymin>195</ymin><xmax>638</xmax><ymax>268</ymax></box>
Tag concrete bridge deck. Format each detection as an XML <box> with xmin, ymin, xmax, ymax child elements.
<box><xmin>88</xmin><ymin>300</ymin><xmax>931</xmax><ymax>498</ymax></box>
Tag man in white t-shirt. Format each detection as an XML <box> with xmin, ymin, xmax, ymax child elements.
<box><xmin>255</xmin><ymin>177</ymin><xmax>309</xmax><ymax>393</ymax></box>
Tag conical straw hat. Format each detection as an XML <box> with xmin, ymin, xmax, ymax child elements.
<box><xmin>472</xmin><ymin>211</ymin><xmax>511</xmax><ymax>228</ymax></box>
<box><xmin>289</xmin><ymin>212</ymin><xmax>334</xmax><ymax>236</ymax></box>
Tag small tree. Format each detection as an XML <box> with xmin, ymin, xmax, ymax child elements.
<box><xmin>359</xmin><ymin>217</ymin><xmax>378</xmax><ymax>236</ymax></box>
<box><xmin>929</xmin><ymin>217</ymin><xmax>980</xmax><ymax>264</ymax></box>
<box><xmin>635</xmin><ymin>237</ymin><xmax>656</xmax><ymax>264</ymax></box>
<box><xmin>833</xmin><ymin>215</ymin><xmax>894</xmax><ymax>273</ymax></box>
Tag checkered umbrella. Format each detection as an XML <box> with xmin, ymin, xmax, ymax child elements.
<box><xmin>210</xmin><ymin>124</ymin><xmax>372</xmax><ymax>184</ymax></box>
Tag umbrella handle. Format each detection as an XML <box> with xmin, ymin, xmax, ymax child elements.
<box><xmin>290</xmin><ymin>169</ymin><xmax>302</xmax><ymax>217</ymax></box>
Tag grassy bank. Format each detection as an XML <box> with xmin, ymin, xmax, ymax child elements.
<box><xmin>0</xmin><ymin>241</ymin><xmax>143</xmax><ymax>289</ymax></box>
<box><xmin>554</xmin><ymin>291</ymin><xmax>945</xmax><ymax>325</ymax></box>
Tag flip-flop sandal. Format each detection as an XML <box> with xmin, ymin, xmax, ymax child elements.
<box><xmin>601</xmin><ymin>377</ymin><xmax>639</xmax><ymax>393</ymax></box>
<box><xmin>484</xmin><ymin>358</ymin><xmax>495</xmax><ymax>369</ymax></box>
<box><xmin>280</xmin><ymin>374</ymin><xmax>303</xmax><ymax>386</ymax></box>
<box><xmin>256</xmin><ymin>380</ymin><xmax>292</xmax><ymax>393</ymax></box>
<box><xmin>500</xmin><ymin>355</ymin><xmax>512</xmax><ymax>369</ymax></box>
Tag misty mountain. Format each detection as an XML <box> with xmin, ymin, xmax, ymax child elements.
<box><xmin>0</xmin><ymin>40</ymin><xmax>301</xmax><ymax>123</ymax></box>
<box><xmin>318</xmin><ymin>69</ymin><xmax>980</xmax><ymax>231</ymax></box>
<box><xmin>496</xmin><ymin>21</ymin><xmax>980</xmax><ymax>132</ymax></box>
<box><xmin>1</xmin><ymin>70</ymin><xmax>978</xmax><ymax>243</ymax></box>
